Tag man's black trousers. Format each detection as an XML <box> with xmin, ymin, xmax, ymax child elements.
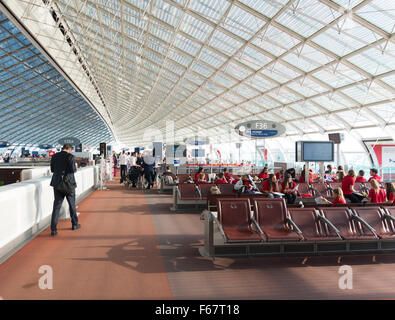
<box><xmin>51</xmin><ymin>188</ymin><xmax>78</xmax><ymax>232</ymax></box>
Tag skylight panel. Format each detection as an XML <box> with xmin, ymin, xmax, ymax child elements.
<box><xmin>211</xmin><ymin>72</ymin><xmax>238</xmax><ymax>88</ymax></box>
<box><xmin>282</xmin><ymin>44</ymin><xmax>334</xmax><ymax>72</ymax></box>
<box><xmin>286</xmin><ymin>78</ymin><xmax>327</xmax><ymax>97</ymax></box>
<box><xmin>173</xmin><ymin>33</ymin><xmax>201</xmax><ymax>56</ymax></box>
<box><xmin>252</xmin><ymin>95</ymin><xmax>281</xmax><ymax>110</ymax></box>
<box><xmin>347</xmin><ymin>43</ymin><xmax>395</xmax><ymax>76</ymax></box>
<box><xmin>261</xmin><ymin>62</ymin><xmax>299</xmax><ymax>83</ymax></box>
<box><xmin>221</xmin><ymin>5</ymin><xmax>266</xmax><ymax>40</ymax></box>
<box><xmin>152</xmin><ymin>0</ymin><xmax>183</xmax><ymax>27</ymax></box>
<box><xmin>237</xmin><ymin>0</ymin><xmax>287</xmax><ymax>19</ymax></box>
<box><xmin>312</xmin><ymin>21</ymin><xmax>383</xmax><ymax>57</ymax></box>
<box><xmin>244</xmin><ymin>74</ymin><xmax>277</xmax><ymax>92</ymax></box>
<box><xmin>275</xmin><ymin>0</ymin><xmax>340</xmax><ymax>38</ymax></box>
<box><xmin>234</xmin><ymin>83</ymin><xmax>259</xmax><ymax>99</ymax></box>
<box><xmin>223</xmin><ymin>61</ymin><xmax>252</xmax><ymax>80</ymax></box>
<box><xmin>180</xmin><ymin>13</ymin><xmax>214</xmax><ymax>42</ymax></box>
<box><xmin>355</xmin><ymin>0</ymin><xmax>395</xmax><ymax>33</ymax></box>
<box><xmin>234</xmin><ymin>45</ymin><xmax>272</xmax><ymax>70</ymax></box>
<box><xmin>311</xmin><ymin>62</ymin><xmax>366</xmax><ymax>88</ymax></box>
<box><xmin>188</xmin><ymin>0</ymin><xmax>230</xmax><ymax>24</ymax></box>
<box><xmin>209</xmin><ymin>30</ymin><xmax>244</xmax><ymax>56</ymax></box>
<box><xmin>198</xmin><ymin>47</ymin><xmax>227</xmax><ymax>68</ymax></box>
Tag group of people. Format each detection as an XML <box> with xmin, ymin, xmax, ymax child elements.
<box><xmin>113</xmin><ymin>150</ymin><xmax>156</xmax><ymax>189</ymax></box>
<box><xmin>0</xmin><ymin>153</ymin><xmax>10</xmax><ymax>163</ymax></box>
<box><xmin>184</xmin><ymin>165</ymin><xmax>394</xmax><ymax>206</ymax></box>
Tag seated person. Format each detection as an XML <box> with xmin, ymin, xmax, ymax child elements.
<box><xmin>285</xmin><ymin>168</ymin><xmax>296</xmax><ymax>179</ymax></box>
<box><xmin>209</xmin><ymin>185</ymin><xmax>221</xmax><ymax>195</ymax></box>
<box><xmin>232</xmin><ymin>175</ymin><xmax>241</xmax><ymax>184</ymax></box>
<box><xmin>355</xmin><ymin>170</ymin><xmax>367</xmax><ymax>182</ymax></box>
<box><xmin>275</xmin><ymin>168</ymin><xmax>284</xmax><ymax>181</ymax></box>
<box><xmin>258</xmin><ymin>167</ymin><xmax>269</xmax><ymax>180</ymax></box>
<box><xmin>214</xmin><ymin>172</ymin><xmax>228</xmax><ymax>184</ymax></box>
<box><xmin>223</xmin><ymin>168</ymin><xmax>232</xmax><ymax>183</ymax></box>
<box><xmin>186</xmin><ymin>176</ymin><xmax>194</xmax><ymax>184</ymax></box>
<box><xmin>368</xmin><ymin>179</ymin><xmax>387</xmax><ymax>203</ymax></box>
<box><xmin>385</xmin><ymin>182</ymin><xmax>395</xmax><ymax>204</ymax></box>
<box><xmin>342</xmin><ymin>169</ymin><xmax>364</xmax><ymax>203</ymax></box>
<box><xmin>194</xmin><ymin>167</ymin><xmax>204</xmax><ymax>182</ymax></box>
<box><xmin>298</xmin><ymin>169</ymin><xmax>312</xmax><ymax>183</ymax></box>
<box><xmin>337</xmin><ymin>165</ymin><xmax>344</xmax><ymax>173</ymax></box>
<box><xmin>325</xmin><ymin>164</ymin><xmax>333</xmax><ymax>174</ymax></box>
<box><xmin>281</xmin><ymin>174</ymin><xmax>297</xmax><ymax>204</ymax></box>
<box><xmin>196</xmin><ymin>173</ymin><xmax>207</xmax><ymax>184</ymax></box>
<box><xmin>320</xmin><ymin>188</ymin><xmax>346</xmax><ymax>206</ymax></box>
<box><xmin>162</xmin><ymin>166</ymin><xmax>174</xmax><ymax>176</ymax></box>
<box><xmin>368</xmin><ymin>168</ymin><xmax>382</xmax><ymax>182</ymax></box>
<box><xmin>336</xmin><ymin>170</ymin><xmax>345</xmax><ymax>182</ymax></box>
<box><xmin>261</xmin><ymin>174</ymin><xmax>281</xmax><ymax>198</ymax></box>
<box><xmin>234</xmin><ymin>175</ymin><xmax>258</xmax><ymax>193</ymax></box>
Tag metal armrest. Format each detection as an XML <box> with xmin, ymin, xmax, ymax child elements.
<box><xmin>209</xmin><ymin>212</ymin><xmax>227</xmax><ymax>241</ymax></box>
<box><xmin>351</xmin><ymin>214</ymin><xmax>377</xmax><ymax>236</ymax></box>
<box><xmin>196</xmin><ymin>186</ymin><xmax>202</xmax><ymax>199</ymax></box>
<box><xmin>317</xmin><ymin>215</ymin><xmax>343</xmax><ymax>239</ymax></box>
<box><xmin>383</xmin><ymin>213</ymin><xmax>395</xmax><ymax>222</ymax></box>
<box><xmin>286</xmin><ymin>217</ymin><xmax>302</xmax><ymax>234</ymax></box>
<box><xmin>251</xmin><ymin>217</ymin><xmax>266</xmax><ymax>241</ymax></box>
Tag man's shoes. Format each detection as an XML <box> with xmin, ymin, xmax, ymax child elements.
<box><xmin>72</xmin><ymin>224</ymin><xmax>81</xmax><ymax>230</ymax></box>
<box><xmin>50</xmin><ymin>231</ymin><xmax>57</xmax><ymax>236</ymax></box>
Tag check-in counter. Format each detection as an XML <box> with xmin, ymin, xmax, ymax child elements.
<box><xmin>0</xmin><ymin>165</ymin><xmax>100</xmax><ymax>263</ymax></box>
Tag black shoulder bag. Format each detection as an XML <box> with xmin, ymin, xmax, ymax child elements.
<box><xmin>56</xmin><ymin>171</ymin><xmax>76</xmax><ymax>196</ymax></box>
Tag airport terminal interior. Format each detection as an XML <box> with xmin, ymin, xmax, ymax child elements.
<box><xmin>0</xmin><ymin>0</ymin><xmax>394</xmax><ymax>300</ymax></box>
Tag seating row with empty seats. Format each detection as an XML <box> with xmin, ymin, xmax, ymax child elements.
<box><xmin>214</xmin><ymin>198</ymin><xmax>395</xmax><ymax>243</ymax></box>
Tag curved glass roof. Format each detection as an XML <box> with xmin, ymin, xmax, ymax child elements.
<box><xmin>0</xmin><ymin>10</ymin><xmax>113</xmax><ymax>147</ymax></box>
<box><xmin>2</xmin><ymin>0</ymin><xmax>394</xmax><ymax>146</ymax></box>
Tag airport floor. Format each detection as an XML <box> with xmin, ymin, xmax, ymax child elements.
<box><xmin>1</xmin><ymin>177</ymin><xmax>395</xmax><ymax>299</ymax></box>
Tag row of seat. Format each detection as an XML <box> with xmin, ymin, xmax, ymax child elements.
<box><xmin>213</xmin><ymin>198</ymin><xmax>395</xmax><ymax>243</ymax></box>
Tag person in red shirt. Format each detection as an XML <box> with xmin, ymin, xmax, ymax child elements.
<box><xmin>341</xmin><ymin>169</ymin><xmax>363</xmax><ymax>203</ymax></box>
<box><xmin>194</xmin><ymin>167</ymin><xmax>204</xmax><ymax>182</ymax></box>
<box><xmin>196</xmin><ymin>172</ymin><xmax>207</xmax><ymax>184</ymax></box>
<box><xmin>258</xmin><ymin>167</ymin><xmax>269</xmax><ymax>180</ymax></box>
<box><xmin>355</xmin><ymin>170</ymin><xmax>367</xmax><ymax>182</ymax></box>
<box><xmin>275</xmin><ymin>168</ymin><xmax>285</xmax><ymax>182</ymax></box>
<box><xmin>368</xmin><ymin>179</ymin><xmax>387</xmax><ymax>203</ymax></box>
<box><xmin>321</xmin><ymin>188</ymin><xmax>347</xmax><ymax>206</ymax></box>
<box><xmin>261</xmin><ymin>174</ymin><xmax>280</xmax><ymax>198</ymax></box>
<box><xmin>368</xmin><ymin>168</ymin><xmax>382</xmax><ymax>183</ymax></box>
<box><xmin>223</xmin><ymin>168</ymin><xmax>232</xmax><ymax>183</ymax></box>
<box><xmin>281</xmin><ymin>174</ymin><xmax>297</xmax><ymax>204</ymax></box>
<box><xmin>385</xmin><ymin>182</ymin><xmax>395</xmax><ymax>203</ymax></box>
<box><xmin>214</xmin><ymin>172</ymin><xmax>228</xmax><ymax>184</ymax></box>
<box><xmin>298</xmin><ymin>169</ymin><xmax>312</xmax><ymax>183</ymax></box>
<box><xmin>232</xmin><ymin>175</ymin><xmax>241</xmax><ymax>184</ymax></box>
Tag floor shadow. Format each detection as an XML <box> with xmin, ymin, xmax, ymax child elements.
<box><xmin>68</xmin><ymin>233</ymin><xmax>395</xmax><ymax>274</ymax></box>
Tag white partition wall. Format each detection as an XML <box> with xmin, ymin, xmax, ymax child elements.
<box><xmin>0</xmin><ymin>166</ymin><xmax>100</xmax><ymax>263</ymax></box>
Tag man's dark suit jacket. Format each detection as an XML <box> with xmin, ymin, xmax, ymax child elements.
<box><xmin>50</xmin><ymin>151</ymin><xmax>77</xmax><ymax>188</ymax></box>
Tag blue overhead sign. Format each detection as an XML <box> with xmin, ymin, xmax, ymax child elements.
<box><xmin>38</xmin><ymin>144</ymin><xmax>53</xmax><ymax>149</ymax></box>
<box><xmin>0</xmin><ymin>141</ymin><xmax>10</xmax><ymax>148</ymax></box>
<box><xmin>58</xmin><ymin>137</ymin><xmax>81</xmax><ymax>146</ymax></box>
<box><xmin>235</xmin><ymin>120</ymin><xmax>286</xmax><ymax>139</ymax></box>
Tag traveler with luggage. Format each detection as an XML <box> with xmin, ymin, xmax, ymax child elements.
<box><xmin>49</xmin><ymin>143</ymin><xmax>80</xmax><ymax>236</ymax></box>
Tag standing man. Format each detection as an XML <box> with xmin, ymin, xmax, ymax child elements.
<box><xmin>119</xmin><ymin>150</ymin><xmax>128</xmax><ymax>183</ymax></box>
<box><xmin>49</xmin><ymin>144</ymin><xmax>80</xmax><ymax>236</ymax></box>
